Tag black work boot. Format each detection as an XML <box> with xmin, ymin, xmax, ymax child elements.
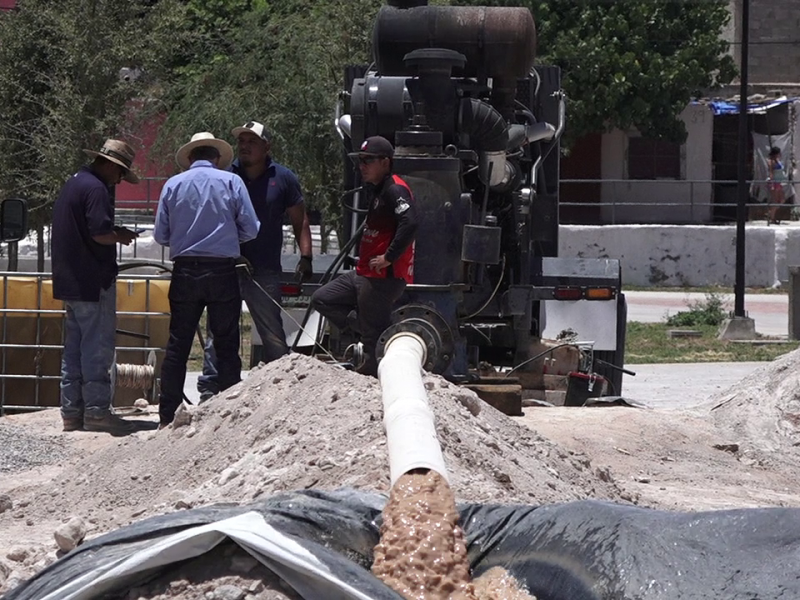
<box><xmin>62</xmin><ymin>416</ymin><xmax>83</xmax><ymax>432</ymax></box>
<box><xmin>355</xmin><ymin>355</ymin><xmax>378</xmax><ymax>378</ymax></box>
<box><xmin>346</xmin><ymin>310</ymin><xmax>361</xmax><ymax>335</ymax></box>
<box><xmin>84</xmin><ymin>411</ymin><xmax>136</xmax><ymax>436</ymax></box>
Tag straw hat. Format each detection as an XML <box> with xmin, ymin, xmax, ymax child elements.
<box><xmin>175</xmin><ymin>132</ymin><xmax>234</xmax><ymax>170</ymax></box>
<box><xmin>83</xmin><ymin>139</ymin><xmax>139</xmax><ymax>184</ymax></box>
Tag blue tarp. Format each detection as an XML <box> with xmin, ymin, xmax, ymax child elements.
<box><xmin>699</xmin><ymin>96</ymin><xmax>798</xmax><ymax>115</ymax></box>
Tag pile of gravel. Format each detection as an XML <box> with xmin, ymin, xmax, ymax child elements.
<box><xmin>0</xmin><ymin>354</ymin><xmax>626</xmax><ymax>596</ymax></box>
<box><xmin>0</xmin><ymin>422</ymin><xmax>68</xmax><ymax>474</ymax></box>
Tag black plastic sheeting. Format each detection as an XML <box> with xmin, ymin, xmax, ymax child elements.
<box><xmin>6</xmin><ymin>488</ymin><xmax>800</xmax><ymax>600</ymax></box>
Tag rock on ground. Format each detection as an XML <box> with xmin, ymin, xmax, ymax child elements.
<box><xmin>54</xmin><ymin>517</ymin><xmax>86</xmax><ymax>552</ymax></box>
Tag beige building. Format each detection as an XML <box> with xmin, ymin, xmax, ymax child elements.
<box><xmin>561</xmin><ymin>1</ymin><xmax>800</xmax><ymax>225</ymax></box>
<box><xmin>597</xmin><ymin>104</ymin><xmax>715</xmax><ymax>224</ymax></box>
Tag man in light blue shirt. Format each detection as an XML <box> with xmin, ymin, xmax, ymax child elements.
<box><xmin>154</xmin><ymin>132</ymin><xmax>260</xmax><ymax>428</ymax></box>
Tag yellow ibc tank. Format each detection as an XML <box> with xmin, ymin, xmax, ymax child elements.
<box><xmin>115</xmin><ymin>277</ymin><xmax>171</xmax><ymax>314</ymax></box>
<box><xmin>1</xmin><ymin>274</ymin><xmax>172</xmax><ymax>410</ymax></box>
<box><xmin>3</xmin><ymin>276</ymin><xmax>63</xmax><ymax>311</ymax></box>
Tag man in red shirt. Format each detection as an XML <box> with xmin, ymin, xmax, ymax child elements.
<box><xmin>311</xmin><ymin>136</ymin><xmax>418</xmax><ymax>377</ymax></box>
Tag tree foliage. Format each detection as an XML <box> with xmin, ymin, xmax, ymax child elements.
<box><xmin>146</xmin><ymin>0</ymin><xmax>380</xmax><ymax>245</ymax></box>
<box><xmin>0</xmin><ymin>0</ymin><xmax>737</xmax><ymax>248</ymax></box>
<box><xmin>455</xmin><ymin>0</ymin><xmax>736</xmax><ymax>144</ymax></box>
<box><xmin>0</xmin><ymin>0</ymin><xmax>166</xmax><ymax>219</ymax></box>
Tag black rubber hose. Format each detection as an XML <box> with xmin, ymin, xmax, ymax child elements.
<box><xmin>460</xmin><ymin>98</ymin><xmax>509</xmax><ymax>153</ymax></box>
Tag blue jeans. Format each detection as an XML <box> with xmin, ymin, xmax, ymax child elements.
<box><xmin>160</xmin><ymin>259</ymin><xmax>242</xmax><ymax>424</ymax></box>
<box><xmin>60</xmin><ymin>285</ymin><xmax>117</xmax><ymax>419</ymax></box>
<box><xmin>198</xmin><ymin>269</ymin><xmax>287</xmax><ymax>394</ymax></box>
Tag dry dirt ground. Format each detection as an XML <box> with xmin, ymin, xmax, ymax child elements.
<box><xmin>2</xmin><ymin>350</ymin><xmax>800</xmax><ymax>598</ymax></box>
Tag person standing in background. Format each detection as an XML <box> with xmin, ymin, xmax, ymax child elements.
<box><xmin>198</xmin><ymin>121</ymin><xmax>312</xmax><ymax>401</ymax></box>
<box><xmin>767</xmin><ymin>146</ymin><xmax>788</xmax><ymax>225</ymax></box>
<box><xmin>52</xmin><ymin>139</ymin><xmax>140</xmax><ymax>435</ymax></box>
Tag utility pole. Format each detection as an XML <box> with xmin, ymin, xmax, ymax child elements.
<box><xmin>720</xmin><ymin>0</ymin><xmax>756</xmax><ymax>340</ymax></box>
<box><xmin>734</xmin><ymin>0</ymin><xmax>749</xmax><ymax>318</ymax></box>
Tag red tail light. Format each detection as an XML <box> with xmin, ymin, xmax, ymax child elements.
<box><xmin>282</xmin><ymin>284</ymin><xmax>302</xmax><ymax>296</ymax></box>
<box><xmin>553</xmin><ymin>287</ymin><xmax>583</xmax><ymax>300</ymax></box>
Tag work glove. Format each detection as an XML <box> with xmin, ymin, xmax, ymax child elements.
<box><xmin>234</xmin><ymin>255</ymin><xmax>254</xmax><ymax>278</ymax></box>
<box><xmin>296</xmin><ymin>255</ymin><xmax>313</xmax><ymax>283</ymax></box>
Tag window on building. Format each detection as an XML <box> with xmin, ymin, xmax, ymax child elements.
<box><xmin>627</xmin><ymin>137</ymin><xmax>681</xmax><ymax>179</ymax></box>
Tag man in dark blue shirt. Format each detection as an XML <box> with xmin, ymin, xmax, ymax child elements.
<box><xmin>52</xmin><ymin>139</ymin><xmax>140</xmax><ymax>435</ymax></box>
<box><xmin>198</xmin><ymin>121</ymin><xmax>313</xmax><ymax>400</ymax></box>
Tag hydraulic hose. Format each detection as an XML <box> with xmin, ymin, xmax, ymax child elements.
<box><xmin>290</xmin><ymin>187</ymin><xmax>367</xmax><ymax>353</ymax></box>
<box><xmin>379</xmin><ymin>333</ymin><xmax>449</xmax><ymax>485</ymax></box>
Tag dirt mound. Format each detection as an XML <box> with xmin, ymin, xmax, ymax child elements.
<box><xmin>0</xmin><ymin>353</ymin><xmax>625</xmax><ymax>596</ymax></box>
<box><xmin>60</xmin><ymin>354</ymin><xmax>622</xmax><ymax>513</ymax></box>
<box><xmin>701</xmin><ymin>348</ymin><xmax>800</xmax><ymax>462</ymax></box>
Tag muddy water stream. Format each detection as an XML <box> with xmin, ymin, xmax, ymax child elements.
<box><xmin>372</xmin><ymin>470</ymin><xmax>535</xmax><ymax>600</ymax></box>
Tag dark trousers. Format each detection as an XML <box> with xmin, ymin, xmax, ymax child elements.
<box><xmin>311</xmin><ymin>270</ymin><xmax>406</xmax><ymax>375</ymax></box>
<box><xmin>159</xmin><ymin>259</ymin><xmax>242</xmax><ymax>424</ymax></box>
<box><xmin>198</xmin><ymin>269</ymin><xmax>287</xmax><ymax>395</ymax></box>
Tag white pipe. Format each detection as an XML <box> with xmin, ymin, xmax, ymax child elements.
<box><xmin>378</xmin><ymin>333</ymin><xmax>450</xmax><ymax>486</ymax></box>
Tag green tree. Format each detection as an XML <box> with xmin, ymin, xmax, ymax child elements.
<box><xmin>453</xmin><ymin>0</ymin><xmax>736</xmax><ymax>144</ymax></box>
<box><xmin>149</xmin><ymin>0</ymin><xmax>380</xmax><ymax>249</ymax></box>
<box><xmin>0</xmin><ymin>0</ymin><xmax>173</xmax><ymax>268</ymax></box>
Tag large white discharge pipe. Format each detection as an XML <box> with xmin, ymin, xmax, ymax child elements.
<box><xmin>378</xmin><ymin>333</ymin><xmax>449</xmax><ymax>486</ymax></box>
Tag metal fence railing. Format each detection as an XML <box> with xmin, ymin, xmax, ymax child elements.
<box><xmin>559</xmin><ymin>178</ymin><xmax>797</xmax><ymax>224</ymax></box>
<box><xmin>115</xmin><ymin>176</ymin><xmax>165</xmax><ymax>214</ymax></box>
<box><xmin>116</xmin><ymin>176</ymin><xmax>797</xmax><ymax>226</ymax></box>
<box><xmin>7</xmin><ymin>176</ymin><xmax>793</xmax><ymax>271</ymax></box>
<box><xmin>0</xmin><ymin>271</ymin><xmax>171</xmax><ymax>414</ymax></box>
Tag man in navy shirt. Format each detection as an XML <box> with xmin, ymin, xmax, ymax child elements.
<box><xmin>198</xmin><ymin>121</ymin><xmax>312</xmax><ymax>401</ymax></box>
<box><xmin>52</xmin><ymin>139</ymin><xmax>140</xmax><ymax>435</ymax></box>
<box><xmin>155</xmin><ymin>132</ymin><xmax>260</xmax><ymax>427</ymax></box>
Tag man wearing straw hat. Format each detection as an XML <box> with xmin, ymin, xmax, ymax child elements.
<box><xmin>52</xmin><ymin>138</ymin><xmax>141</xmax><ymax>435</ymax></box>
<box><xmin>154</xmin><ymin>132</ymin><xmax>260</xmax><ymax>428</ymax></box>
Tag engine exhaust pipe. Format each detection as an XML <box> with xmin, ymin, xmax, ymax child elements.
<box><xmin>378</xmin><ymin>333</ymin><xmax>449</xmax><ymax>485</ymax></box>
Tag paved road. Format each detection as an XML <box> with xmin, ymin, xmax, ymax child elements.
<box><xmin>620</xmin><ymin>361</ymin><xmax>765</xmax><ymax>410</ymax></box>
<box><xmin>625</xmin><ymin>290</ymin><xmax>789</xmax><ymax>337</ymax></box>
<box><xmin>622</xmin><ymin>292</ymin><xmax>789</xmax><ymax>407</ymax></box>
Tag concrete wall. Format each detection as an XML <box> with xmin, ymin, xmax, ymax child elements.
<box><xmin>560</xmin><ymin>224</ymin><xmax>796</xmax><ymax>288</ymax></box>
<box><xmin>7</xmin><ymin>224</ymin><xmax>800</xmax><ymax>289</ymax></box>
<box><xmin>599</xmin><ymin>104</ymin><xmax>714</xmax><ymax>224</ymax></box>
